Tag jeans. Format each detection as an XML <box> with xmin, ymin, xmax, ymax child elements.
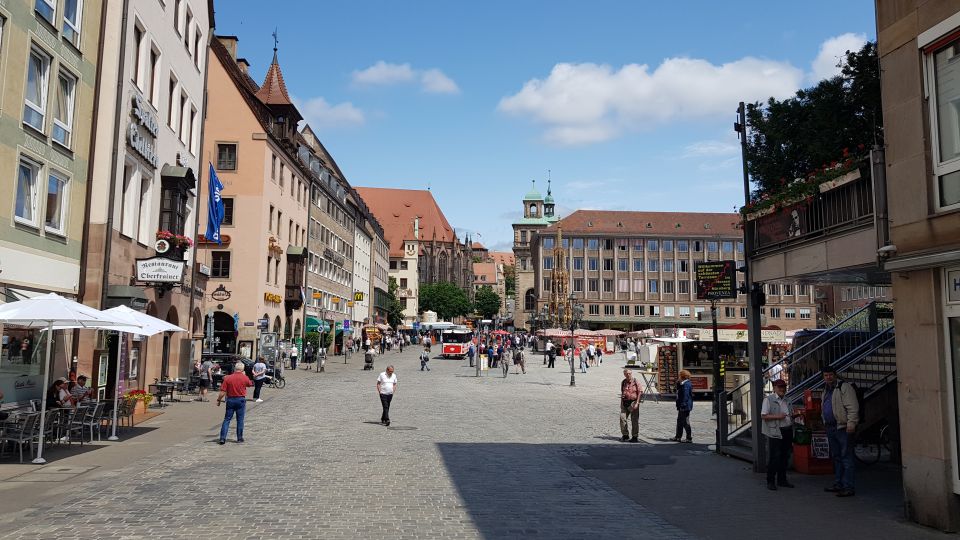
<box><xmin>253</xmin><ymin>378</ymin><xmax>265</xmax><ymax>399</ymax></box>
<box><xmin>826</xmin><ymin>425</ymin><xmax>855</xmax><ymax>490</ymax></box>
<box><xmin>620</xmin><ymin>400</ymin><xmax>639</xmax><ymax>437</ymax></box>
<box><xmin>420</xmin><ymin>359</ymin><xmax>430</xmax><ymax>371</ymax></box>
<box><xmin>580</xmin><ymin>357</ymin><xmax>589</xmax><ymax>373</ymax></box>
<box><xmin>766</xmin><ymin>426</ymin><xmax>793</xmax><ymax>484</ymax></box>
<box><xmin>219</xmin><ymin>397</ymin><xmax>246</xmax><ymax>441</ymax></box>
<box><xmin>547</xmin><ymin>354</ymin><xmax>555</xmax><ymax>368</ymax></box>
<box><xmin>675</xmin><ymin>409</ymin><xmax>692</xmax><ymax>440</ymax></box>
<box><xmin>380</xmin><ymin>393</ymin><xmax>393</xmax><ymax>423</ymax></box>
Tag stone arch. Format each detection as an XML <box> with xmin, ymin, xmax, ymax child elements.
<box><xmin>284</xmin><ymin>317</ymin><xmax>292</xmax><ymax>339</ymax></box>
<box><xmin>192</xmin><ymin>308</ymin><xmax>202</xmax><ymax>334</ymax></box>
<box><xmin>145</xmin><ymin>301</ymin><xmax>158</xmax><ymax>317</ymax></box>
<box><xmin>529</xmin><ymin>203</ymin><xmax>538</xmax><ymax>217</ymax></box>
<box><xmin>524</xmin><ymin>288</ymin><xmax>536</xmax><ymax>311</ymax></box>
<box><xmin>165</xmin><ymin>306</ymin><xmax>179</xmax><ymax>326</ymax></box>
<box><xmin>273</xmin><ymin>316</ymin><xmax>282</xmax><ymax>334</ymax></box>
<box><xmin>294</xmin><ymin>319</ymin><xmax>302</xmax><ymax>340</ymax></box>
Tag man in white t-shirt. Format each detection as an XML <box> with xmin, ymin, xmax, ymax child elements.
<box><xmin>376</xmin><ymin>365</ymin><xmax>398</xmax><ymax>426</ymax></box>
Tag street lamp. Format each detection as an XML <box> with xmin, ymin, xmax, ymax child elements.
<box><xmin>568</xmin><ymin>293</ymin><xmax>583</xmax><ymax>387</ymax></box>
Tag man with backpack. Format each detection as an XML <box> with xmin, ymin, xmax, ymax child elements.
<box><xmin>821</xmin><ymin>366</ymin><xmax>860</xmax><ymax>497</ymax></box>
<box><xmin>419</xmin><ymin>347</ymin><xmax>431</xmax><ymax>371</ymax></box>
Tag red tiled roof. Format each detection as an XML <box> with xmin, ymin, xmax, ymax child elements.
<box><xmin>473</xmin><ymin>262</ymin><xmax>498</xmax><ymax>284</ymax></box>
<box><xmin>489</xmin><ymin>251</ymin><xmax>515</xmax><ymax>266</ymax></box>
<box><xmin>255</xmin><ymin>51</ymin><xmax>294</xmax><ymax>105</ymax></box>
<box><xmin>354</xmin><ymin>187</ymin><xmax>459</xmax><ymax>257</ymax></box>
<box><xmin>552</xmin><ymin>210</ymin><xmax>741</xmax><ymax>236</ymax></box>
<box><xmin>472</xmin><ymin>242</ymin><xmax>486</xmax><ymax>250</ymax></box>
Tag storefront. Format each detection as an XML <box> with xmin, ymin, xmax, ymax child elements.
<box><xmin>945</xmin><ymin>266</ymin><xmax>960</xmax><ymax>495</ymax></box>
<box><xmin>0</xmin><ymin>289</ymin><xmax>73</xmax><ymax>403</ymax></box>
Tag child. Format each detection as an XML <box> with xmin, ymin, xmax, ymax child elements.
<box><xmin>420</xmin><ymin>348</ymin><xmax>431</xmax><ymax>371</ymax></box>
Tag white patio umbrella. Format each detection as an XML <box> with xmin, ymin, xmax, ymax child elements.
<box><xmin>0</xmin><ymin>293</ymin><xmax>131</xmax><ymax>464</ymax></box>
<box><xmin>100</xmin><ymin>305</ymin><xmax>185</xmax><ymax>441</ymax></box>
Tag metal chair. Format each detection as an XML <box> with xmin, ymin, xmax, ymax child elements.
<box><xmin>0</xmin><ymin>412</ymin><xmax>40</xmax><ymax>463</ymax></box>
<box><xmin>63</xmin><ymin>407</ymin><xmax>86</xmax><ymax>446</ymax></box>
<box><xmin>80</xmin><ymin>402</ymin><xmax>106</xmax><ymax>442</ymax></box>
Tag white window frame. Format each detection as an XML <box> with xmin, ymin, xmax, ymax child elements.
<box><xmin>62</xmin><ymin>0</ymin><xmax>83</xmax><ymax>46</ymax></box>
<box><xmin>15</xmin><ymin>156</ymin><xmax>42</xmax><ymax>227</ymax></box>
<box><xmin>44</xmin><ymin>170</ymin><xmax>69</xmax><ymax>235</ymax></box>
<box><xmin>921</xmin><ymin>17</ymin><xmax>960</xmax><ymax>212</ymax></box>
<box><xmin>35</xmin><ymin>0</ymin><xmax>56</xmax><ymax>24</ymax></box>
<box><xmin>52</xmin><ymin>69</ymin><xmax>77</xmax><ymax>148</ymax></box>
<box><xmin>24</xmin><ymin>46</ymin><xmax>51</xmax><ymax>132</ymax></box>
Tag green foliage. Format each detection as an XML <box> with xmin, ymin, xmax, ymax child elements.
<box><xmin>419</xmin><ymin>281</ymin><xmax>472</xmax><ymax>320</ymax></box>
<box><xmin>745</xmin><ymin>41</ymin><xmax>882</xmax><ymax>198</ymax></box>
<box><xmin>474</xmin><ymin>286</ymin><xmax>502</xmax><ymax>318</ymax></box>
<box><xmin>304</xmin><ymin>331</ymin><xmax>320</xmax><ymax>349</ymax></box>
<box><xmin>386</xmin><ymin>277</ymin><xmax>405</xmax><ymax>328</ymax></box>
<box><xmin>503</xmin><ymin>264</ymin><xmax>516</xmax><ymax>297</ymax></box>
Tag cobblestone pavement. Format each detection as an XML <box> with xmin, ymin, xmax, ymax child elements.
<box><xmin>0</xmin><ymin>347</ymin><xmax>943</xmax><ymax>539</ymax></box>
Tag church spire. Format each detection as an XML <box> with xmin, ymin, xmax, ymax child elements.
<box><xmin>255</xmin><ymin>31</ymin><xmax>293</xmax><ymax>106</ymax></box>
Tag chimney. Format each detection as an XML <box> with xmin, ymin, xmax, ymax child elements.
<box><xmin>217</xmin><ymin>35</ymin><xmax>239</xmax><ymax>60</ymax></box>
<box><xmin>414</xmin><ymin>216</ymin><xmax>420</xmax><ymax>240</ymax></box>
<box><xmin>236</xmin><ymin>58</ymin><xmax>250</xmax><ymax>75</ymax></box>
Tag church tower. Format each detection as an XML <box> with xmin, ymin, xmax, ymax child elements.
<box><xmin>511</xmin><ymin>179</ymin><xmax>552</xmax><ymax>331</ymax></box>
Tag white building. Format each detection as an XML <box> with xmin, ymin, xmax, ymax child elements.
<box><xmin>352</xmin><ymin>225</ymin><xmax>372</xmax><ymax>326</ymax></box>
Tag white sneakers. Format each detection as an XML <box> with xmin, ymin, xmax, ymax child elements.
<box><xmin>255</xmin><ymin>398</ymin><xmax>263</xmax><ymax>403</ymax></box>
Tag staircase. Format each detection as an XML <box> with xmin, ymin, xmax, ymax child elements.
<box><xmin>719</xmin><ymin>301</ymin><xmax>896</xmax><ymax>461</ymax></box>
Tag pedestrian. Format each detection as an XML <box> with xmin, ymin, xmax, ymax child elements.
<box><xmin>301</xmin><ymin>343</ymin><xmax>312</xmax><ymax>370</ymax></box>
<box><xmin>289</xmin><ymin>347</ymin><xmax>298</xmax><ymax>369</ymax></box>
<box><xmin>217</xmin><ymin>362</ymin><xmax>253</xmax><ymax>445</ymax></box>
<box><xmin>762</xmin><ymin>379</ymin><xmax>795</xmax><ymax>490</ymax></box>
<box><xmin>513</xmin><ymin>347</ymin><xmax>526</xmax><ymax>374</ymax></box>
<box><xmin>672</xmin><ymin>369</ymin><xmax>693</xmax><ymax>443</ymax></box>
<box><xmin>252</xmin><ymin>356</ymin><xmax>267</xmax><ymax>403</ymax></box>
<box><xmin>420</xmin><ymin>348</ymin><xmax>431</xmax><ymax>371</ymax></box>
<box><xmin>620</xmin><ymin>369</ymin><xmax>641</xmax><ymax>443</ymax></box>
<box><xmin>587</xmin><ymin>342</ymin><xmax>596</xmax><ymax>367</ymax></box>
<box><xmin>547</xmin><ymin>340</ymin><xmax>556</xmax><ymax>368</ymax></box>
<box><xmin>467</xmin><ymin>342</ymin><xmax>476</xmax><ymax>368</ymax></box>
<box><xmin>821</xmin><ymin>366</ymin><xmax>859</xmax><ymax>497</ymax></box>
<box><xmin>398</xmin><ymin>337</ymin><xmax>404</xmax><ymax>353</ymax></box>
<box><xmin>376</xmin><ymin>365</ymin><xmax>398</xmax><ymax>426</ymax></box>
<box><xmin>597</xmin><ymin>347</ymin><xmax>603</xmax><ymax>365</ymax></box>
<box><xmin>579</xmin><ymin>346</ymin><xmax>589</xmax><ymax>373</ymax></box>
<box><xmin>197</xmin><ymin>356</ymin><xmax>214</xmax><ymax>401</ymax></box>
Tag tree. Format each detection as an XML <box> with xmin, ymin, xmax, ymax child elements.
<box><xmin>474</xmin><ymin>286</ymin><xmax>502</xmax><ymax>318</ymax></box>
<box><xmin>419</xmin><ymin>281</ymin><xmax>472</xmax><ymax>320</ymax></box>
<box><xmin>745</xmin><ymin>41</ymin><xmax>882</xmax><ymax>197</ymax></box>
<box><xmin>503</xmin><ymin>264</ymin><xmax>516</xmax><ymax>298</ymax></box>
<box><xmin>386</xmin><ymin>277</ymin><xmax>405</xmax><ymax>328</ymax></box>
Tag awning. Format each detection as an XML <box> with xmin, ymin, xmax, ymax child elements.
<box><xmin>305</xmin><ymin>317</ymin><xmax>329</xmax><ymax>332</ymax></box>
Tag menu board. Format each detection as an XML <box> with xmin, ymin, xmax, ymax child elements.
<box><xmin>695</xmin><ymin>260</ymin><xmax>737</xmax><ymax>300</ymax></box>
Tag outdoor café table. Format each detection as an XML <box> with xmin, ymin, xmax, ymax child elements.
<box><xmin>636</xmin><ymin>370</ymin><xmax>660</xmax><ymax>404</ymax></box>
<box><xmin>148</xmin><ymin>383</ymin><xmax>175</xmax><ymax>407</ymax></box>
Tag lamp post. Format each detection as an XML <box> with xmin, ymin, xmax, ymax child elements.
<box><xmin>568</xmin><ymin>293</ymin><xmax>583</xmax><ymax>387</ymax></box>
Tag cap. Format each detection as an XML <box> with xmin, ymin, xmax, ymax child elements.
<box><xmin>772</xmin><ymin>379</ymin><xmax>787</xmax><ymax>387</ymax></box>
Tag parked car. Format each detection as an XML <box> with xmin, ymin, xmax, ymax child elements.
<box><xmin>202</xmin><ymin>353</ymin><xmax>253</xmax><ymax>388</ymax></box>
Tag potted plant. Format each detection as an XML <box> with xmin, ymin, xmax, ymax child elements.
<box><xmin>155</xmin><ymin>230</ymin><xmax>194</xmax><ymax>258</ymax></box>
<box><xmin>123</xmin><ymin>389</ymin><xmax>154</xmax><ymax>414</ymax></box>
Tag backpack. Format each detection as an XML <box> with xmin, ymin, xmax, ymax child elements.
<box><xmin>840</xmin><ymin>380</ymin><xmax>865</xmax><ymax>423</ymax></box>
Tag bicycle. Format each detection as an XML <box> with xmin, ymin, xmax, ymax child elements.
<box><xmin>267</xmin><ymin>369</ymin><xmax>286</xmax><ymax>389</ymax></box>
<box><xmin>854</xmin><ymin>420</ymin><xmax>895</xmax><ymax>464</ymax></box>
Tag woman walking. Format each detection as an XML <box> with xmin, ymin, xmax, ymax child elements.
<box><xmin>672</xmin><ymin>369</ymin><xmax>693</xmax><ymax>442</ymax></box>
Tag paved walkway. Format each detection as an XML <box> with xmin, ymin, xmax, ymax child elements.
<box><xmin>0</xmin><ymin>347</ymin><xmax>946</xmax><ymax>539</ymax></box>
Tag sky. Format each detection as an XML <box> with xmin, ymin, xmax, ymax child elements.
<box><xmin>216</xmin><ymin>0</ymin><xmax>877</xmax><ymax>252</ymax></box>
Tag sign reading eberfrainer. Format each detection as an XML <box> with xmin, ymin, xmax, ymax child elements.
<box><xmin>135</xmin><ymin>256</ymin><xmax>185</xmax><ymax>283</ymax></box>
<box><xmin>695</xmin><ymin>260</ymin><xmax>737</xmax><ymax>300</ymax></box>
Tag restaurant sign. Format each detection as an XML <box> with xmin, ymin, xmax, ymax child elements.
<box><xmin>695</xmin><ymin>260</ymin><xmax>737</xmax><ymax>300</ymax></box>
<box><xmin>128</xmin><ymin>94</ymin><xmax>159</xmax><ymax>168</ymax></box>
<box><xmin>697</xmin><ymin>328</ymin><xmax>787</xmax><ymax>343</ymax></box>
<box><xmin>135</xmin><ymin>256</ymin><xmax>185</xmax><ymax>283</ymax></box>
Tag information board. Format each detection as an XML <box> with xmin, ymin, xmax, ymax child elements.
<box><xmin>695</xmin><ymin>260</ymin><xmax>737</xmax><ymax>300</ymax></box>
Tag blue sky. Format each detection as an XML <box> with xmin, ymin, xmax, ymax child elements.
<box><xmin>216</xmin><ymin>0</ymin><xmax>877</xmax><ymax>251</ymax></box>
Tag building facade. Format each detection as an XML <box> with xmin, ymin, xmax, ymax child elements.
<box><xmin>473</xmin><ymin>261</ymin><xmax>506</xmax><ymax>316</ymax></box>
<box><xmin>876</xmin><ymin>1</ymin><xmax>960</xmax><ymax>529</ymax></box>
<box><xmin>196</xmin><ymin>36</ymin><xmax>307</xmax><ymax>357</ymax></box>
<box><xmin>0</xmin><ymin>0</ymin><xmax>105</xmax><ymax>400</ymax></box>
<box><xmin>525</xmin><ymin>209</ymin><xmax>817</xmax><ymax>332</ymax></box>
<box><xmin>351</xmin><ymin>214</ymin><xmax>372</xmax><ymax>326</ymax></box>
<box><xmin>79</xmin><ymin>0</ymin><xmax>213</xmax><ymax>395</ymax></box>
<box><xmin>511</xmin><ymin>181</ymin><xmax>556</xmax><ymax>330</ymax></box>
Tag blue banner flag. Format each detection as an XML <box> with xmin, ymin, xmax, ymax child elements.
<box><xmin>205</xmin><ymin>162</ymin><xmax>224</xmax><ymax>245</ymax></box>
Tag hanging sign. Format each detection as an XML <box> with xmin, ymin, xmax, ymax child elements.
<box><xmin>210</xmin><ymin>284</ymin><xmax>232</xmax><ymax>302</ymax></box>
<box><xmin>128</xmin><ymin>94</ymin><xmax>159</xmax><ymax>168</ymax></box>
<box><xmin>135</xmin><ymin>256</ymin><xmax>185</xmax><ymax>283</ymax></box>
<box><xmin>695</xmin><ymin>260</ymin><xmax>737</xmax><ymax>300</ymax></box>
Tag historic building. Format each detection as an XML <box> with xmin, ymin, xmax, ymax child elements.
<box><xmin>0</xmin><ymin>0</ymin><xmax>105</xmax><ymax>401</ymax></box>
<box><xmin>78</xmin><ymin>0</ymin><xmax>213</xmax><ymax>395</ymax></box>
<box><xmin>472</xmin><ymin>262</ymin><xmax>507</xmax><ymax>317</ymax></box>
<box><xmin>511</xmin><ymin>180</ymin><xmax>557</xmax><ymax>330</ymax></box>
<box><xmin>355</xmin><ymin>187</ymin><xmax>473</xmax><ymax>325</ymax></box>
<box><xmin>195</xmin><ymin>35</ymin><xmax>307</xmax><ymax>357</ymax></box>
<box><xmin>875</xmin><ymin>1</ymin><xmax>960</xmax><ymax>529</ymax></box>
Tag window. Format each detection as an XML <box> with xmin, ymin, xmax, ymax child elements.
<box><xmin>693</xmin><ymin>240</ymin><xmax>703</xmax><ymax>252</ymax></box>
<box><xmin>174</xmin><ymin>0</ymin><xmax>183</xmax><ymax>34</ymax></box>
<box><xmin>785</xmin><ymin>308</ymin><xmax>797</xmax><ymax>319</ymax></box>
<box><xmin>211</xmin><ymin>251</ymin><xmax>231</xmax><ymax>278</ymax></box>
<box><xmin>178</xmin><ymin>92</ymin><xmax>187</xmax><ymax>141</ymax></box>
<box><xmin>648</xmin><ymin>280</ymin><xmax>658</xmax><ymax>293</ymax></box>
<box><xmin>633</xmin><ymin>239</ymin><xmax>643</xmax><ymax>251</ymax></box>
<box><xmin>663</xmin><ymin>259</ymin><xmax>674</xmax><ymax>272</ymax></box>
<box><xmin>620</xmin><ymin>305</ymin><xmax>630</xmax><ymax>316</ymax></box>
<box><xmin>389</xmin><ymin>261</ymin><xmax>397</xmax><ymax>270</ymax></box>
<box><xmin>573</xmin><ymin>257</ymin><xmax>583</xmax><ymax>270</ymax></box>
<box><xmin>44</xmin><ymin>171</ymin><xmax>68</xmax><ymax>234</ymax></box>
<box><xmin>216</xmin><ymin>143</ymin><xmax>237</xmax><ymax>171</ymax></box>
<box><xmin>184</xmin><ymin>9</ymin><xmax>193</xmax><ymax>50</ymax></box>
<box><xmin>277</xmin><ymin>211</ymin><xmax>282</xmax><ymax>236</ymax></box>
<box><xmin>589</xmin><ymin>304</ymin><xmax>599</xmax><ymax>315</ymax></box>
<box><xmin>707</xmin><ymin>241</ymin><xmax>719</xmax><ymax>252</ymax></box>
<box><xmin>587</xmin><ymin>238</ymin><xmax>598</xmax><ymax>250</ymax></box>
<box><xmin>767</xmin><ymin>283</ymin><xmax>780</xmax><ymax>295</ymax></box>
<box><xmin>740</xmin><ymin>308</ymin><xmax>747</xmax><ymax>318</ymax></box>
<box><xmin>268</xmin><ymin>205</ymin><xmax>274</xmax><ymax>232</ymax></box>
<box><xmin>159</xmin><ymin>180</ymin><xmax>187</xmax><ymax>235</ymax></box>
<box><xmin>604</xmin><ymin>239</ymin><xmax>614</xmax><ymax>250</ymax></box>
<box><xmin>634</xmin><ymin>305</ymin><xmax>644</xmax><ymax>316</ymax></box>
<box><xmin>133</xmin><ymin>24</ymin><xmax>145</xmax><ymax>88</ymax></box>
<box><xmin>617</xmin><ymin>239</ymin><xmax>628</xmax><ymax>251</ymax></box>
<box><xmin>679</xmin><ymin>306</ymin><xmax>690</xmax><ymax>318</ymax></box>
<box><xmin>618</xmin><ymin>278</ymin><xmax>629</xmax><ymax>292</ymax></box>
<box><xmin>573</xmin><ymin>238</ymin><xmax>583</xmax><ymax>249</ymax></box>
<box><xmin>663</xmin><ymin>280</ymin><xmax>674</xmax><ymax>293</ymax></box>
<box><xmin>15</xmin><ymin>158</ymin><xmax>41</xmax><ymax>225</ymax></box>
<box><xmin>603</xmin><ymin>279</ymin><xmax>613</xmax><ymax>293</ymax></box>
<box><xmin>650</xmin><ymin>305</ymin><xmax>660</xmax><ymax>317</ymax></box>
<box><xmin>63</xmin><ymin>0</ymin><xmax>82</xmax><ymax>46</ymax></box>
<box><xmin>279</xmin><ymin>163</ymin><xmax>285</xmax><ymax>189</ymax></box>
<box><xmin>35</xmin><ymin>0</ymin><xmax>55</xmax><ymax>24</ymax></box>
<box><xmin>736</xmin><ymin>241</ymin><xmax>744</xmax><ymax>253</ymax></box>
<box><xmin>148</xmin><ymin>48</ymin><xmax>160</xmax><ymax>105</ymax></box>
<box><xmin>275</xmin><ymin>259</ymin><xmax>280</xmax><ymax>285</ymax></box>
<box><xmin>647</xmin><ymin>239</ymin><xmax>658</xmax><ymax>251</ymax></box>
<box><xmin>633</xmin><ymin>258</ymin><xmax>643</xmax><ymax>272</ymax></box>
<box><xmin>400</xmin><ymin>261</ymin><xmax>408</xmax><ymax>270</ymax></box>
<box><xmin>695</xmin><ymin>306</ymin><xmax>705</xmax><ymax>318</ymax></box>
<box><xmin>725</xmin><ymin>307</ymin><xmax>736</xmax><ymax>318</ymax></box>
<box><xmin>400</xmin><ymin>278</ymin><xmax>408</xmax><ymax>287</ymax></box>
<box><xmin>603</xmin><ymin>258</ymin><xmax>613</xmax><ymax>271</ymax></box>
<box><xmin>800</xmin><ymin>308</ymin><xmax>812</xmax><ymax>320</ymax></box>
<box><xmin>194</xmin><ymin>30</ymin><xmax>203</xmax><ymax>68</ymax></box>
<box><xmin>188</xmin><ymin>106</ymin><xmax>198</xmax><ymax>153</ymax></box>
<box><xmin>167</xmin><ymin>76</ymin><xmax>178</xmax><ymax>128</ymax></box>
<box><xmin>632</xmin><ymin>279</ymin><xmax>644</xmax><ymax>293</ymax></box>
<box><xmin>678</xmin><ymin>280</ymin><xmax>689</xmax><ymax>294</ymax></box>
<box><xmin>588</xmin><ymin>279</ymin><xmax>599</xmax><ymax>292</ymax></box>
<box><xmin>664</xmin><ymin>306</ymin><xmax>675</xmax><ymax>317</ymax></box>
<box><xmin>543</xmin><ymin>256</ymin><xmax>553</xmax><ymax>270</ymax></box>
<box><xmin>588</xmin><ymin>258</ymin><xmax>598</xmax><ymax>271</ymax></box>
<box><xmin>722</xmin><ymin>241</ymin><xmax>733</xmax><ymax>252</ymax></box>
<box><xmin>542</xmin><ymin>278</ymin><xmax>551</xmax><ymax>291</ymax></box>
<box><xmin>271</xmin><ymin>154</ymin><xmax>277</xmax><ymax>180</ymax></box>
<box><xmin>520</xmin><ymin>258</ymin><xmax>527</xmax><ymax>270</ymax></box>
<box><xmin>24</xmin><ymin>47</ymin><xmax>51</xmax><ymax>132</ymax></box>
<box><xmin>929</xmin><ymin>36</ymin><xmax>960</xmax><ymax>209</ymax></box>
<box><xmin>679</xmin><ymin>260</ymin><xmax>689</xmax><ymax>273</ymax></box>
<box><xmin>573</xmin><ymin>278</ymin><xmax>584</xmax><ymax>292</ymax></box>
<box><xmin>543</xmin><ymin>237</ymin><xmax>554</xmax><ymax>249</ymax></box>
<box><xmin>221</xmin><ymin>197</ymin><xmax>234</xmax><ymax>226</ymax></box>
<box><xmin>562</xmin><ymin>238</ymin><xmax>569</xmax><ymax>249</ymax></box>
<box><xmin>678</xmin><ymin>240</ymin><xmax>688</xmax><ymax>252</ymax></box>
<box><xmin>648</xmin><ymin>259</ymin><xmax>658</xmax><ymax>272</ymax></box>
<box><xmin>604</xmin><ymin>305</ymin><xmax>615</xmax><ymax>316</ymax></box>
<box><xmin>783</xmin><ymin>284</ymin><xmax>794</xmax><ymax>296</ymax></box>
<box><xmin>52</xmin><ymin>70</ymin><xmax>76</xmax><ymax>147</ymax></box>
<box><xmin>770</xmin><ymin>307</ymin><xmax>781</xmax><ymax>318</ymax></box>
<box><xmin>663</xmin><ymin>240</ymin><xmax>673</xmax><ymax>251</ymax></box>
<box><xmin>618</xmin><ymin>259</ymin><xmax>628</xmax><ymax>272</ymax></box>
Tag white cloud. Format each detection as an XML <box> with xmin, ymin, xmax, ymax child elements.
<box><xmin>682</xmin><ymin>139</ymin><xmax>740</xmax><ymax>158</ymax></box>
<box><xmin>352</xmin><ymin>62</ymin><xmax>460</xmax><ymax>94</ymax></box>
<box><xmin>498</xmin><ymin>57</ymin><xmax>803</xmax><ymax>145</ymax></box>
<box><xmin>295</xmin><ymin>96</ymin><xmax>365</xmax><ymax>129</ymax></box>
<box><xmin>351</xmin><ymin>61</ymin><xmax>416</xmax><ymax>86</ymax></box>
<box><xmin>421</xmin><ymin>69</ymin><xmax>460</xmax><ymax>94</ymax></box>
<box><xmin>810</xmin><ymin>33</ymin><xmax>867</xmax><ymax>82</ymax></box>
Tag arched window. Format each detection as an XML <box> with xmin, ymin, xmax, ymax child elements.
<box><xmin>524</xmin><ymin>288</ymin><xmax>536</xmax><ymax>311</ymax></box>
<box><xmin>438</xmin><ymin>252</ymin><xmax>448</xmax><ymax>282</ymax></box>
<box><xmin>529</xmin><ymin>204</ymin><xmax>538</xmax><ymax>217</ymax></box>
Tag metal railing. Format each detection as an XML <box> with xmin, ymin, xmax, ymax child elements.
<box><xmin>721</xmin><ymin>301</ymin><xmax>893</xmax><ymax>441</ymax></box>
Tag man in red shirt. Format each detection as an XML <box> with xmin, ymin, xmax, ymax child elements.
<box><xmin>217</xmin><ymin>362</ymin><xmax>252</xmax><ymax>445</ymax></box>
